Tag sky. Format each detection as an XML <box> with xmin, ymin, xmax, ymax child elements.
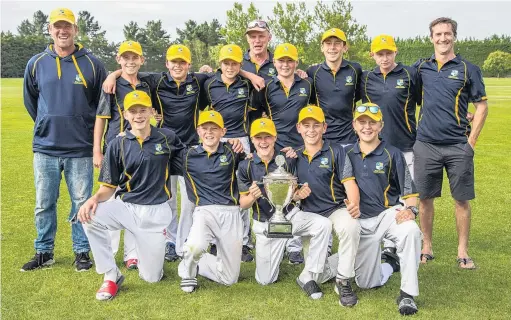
<box><xmin>1</xmin><ymin>0</ymin><xmax>510</xmax><ymax>42</ymax></box>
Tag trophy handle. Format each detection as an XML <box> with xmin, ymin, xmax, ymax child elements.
<box><xmin>256</xmin><ymin>181</ymin><xmax>276</xmax><ymax>213</ymax></box>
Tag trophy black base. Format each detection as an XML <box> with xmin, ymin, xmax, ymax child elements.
<box><xmin>264</xmin><ymin>221</ymin><xmax>293</xmax><ymax>238</ymax></box>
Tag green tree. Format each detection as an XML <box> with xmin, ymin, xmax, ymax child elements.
<box><xmin>123</xmin><ymin>21</ymin><xmax>147</xmax><ymax>43</ymax></box>
<box><xmin>483</xmin><ymin>50</ymin><xmax>511</xmax><ymax>78</ymax></box>
<box><xmin>76</xmin><ymin>11</ymin><xmax>115</xmax><ymax>69</ymax></box>
<box><xmin>141</xmin><ymin>20</ymin><xmax>171</xmax><ymax>72</ymax></box>
<box><xmin>220</xmin><ymin>2</ymin><xmax>260</xmax><ymax>48</ymax></box>
<box><xmin>17</xmin><ymin>10</ymin><xmax>49</xmax><ymax>38</ymax></box>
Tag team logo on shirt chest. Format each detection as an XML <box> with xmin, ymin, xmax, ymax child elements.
<box><xmin>395</xmin><ymin>79</ymin><xmax>405</xmax><ymax>89</ymax></box>
<box><xmin>74</xmin><ymin>74</ymin><xmax>84</xmax><ymax>85</ymax></box>
<box><xmin>186</xmin><ymin>84</ymin><xmax>195</xmax><ymax>95</ymax></box>
<box><xmin>155</xmin><ymin>143</ymin><xmax>165</xmax><ymax>155</ymax></box>
<box><xmin>299</xmin><ymin>87</ymin><xmax>308</xmax><ymax>96</ymax></box>
<box><xmin>219</xmin><ymin>155</ymin><xmax>230</xmax><ymax>166</ymax></box>
<box><xmin>373</xmin><ymin>161</ymin><xmax>385</xmax><ymax>174</ymax></box>
<box><xmin>268</xmin><ymin>68</ymin><xmax>276</xmax><ymax>76</ymax></box>
<box><xmin>319</xmin><ymin>157</ymin><xmax>329</xmax><ymax>168</ymax></box>
<box><xmin>345</xmin><ymin>76</ymin><xmax>354</xmax><ymax>86</ymax></box>
<box><xmin>237</xmin><ymin>88</ymin><xmax>246</xmax><ymax>98</ymax></box>
<box><xmin>448</xmin><ymin>69</ymin><xmax>459</xmax><ymax>79</ymax></box>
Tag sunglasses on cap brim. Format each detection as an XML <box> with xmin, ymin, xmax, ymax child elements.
<box><xmin>356</xmin><ymin>105</ymin><xmax>380</xmax><ymax>114</ymax></box>
<box><xmin>247</xmin><ymin>20</ymin><xmax>269</xmax><ymax>30</ymax></box>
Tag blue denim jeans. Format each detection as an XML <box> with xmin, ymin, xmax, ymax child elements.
<box><xmin>33</xmin><ymin>152</ymin><xmax>93</xmax><ymax>253</ymax></box>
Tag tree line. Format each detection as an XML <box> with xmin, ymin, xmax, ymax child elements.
<box><xmin>2</xmin><ymin>0</ymin><xmax>511</xmax><ymax>78</ymax></box>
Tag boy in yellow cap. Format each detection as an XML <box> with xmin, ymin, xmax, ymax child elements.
<box><xmin>93</xmin><ymin>40</ymin><xmax>152</xmax><ymax>270</ymax></box>
<box><xmin>237</xmin><ymin>117</ymin><xmax>334</xmax><ymax>299</ymax></box>
<box><xmin>294</xmin><ymin>105</ymin><xmax>362</xmax><ymax>307</ymax></box>
<box><xmin>346</xmin><ymin>103</ymin><xmax>421</xmax><ymax>315</ymax></box>
<box><xmin>22</xmin><ymin>7</ymin><xmax>107</xmax><ymax>272</ymax></box>
<box><xmin>306</xmin><ymin>28</ymin><xmax>363</xmax><ymax>146</ymax></box>
<box><xmin>77</xmin><ymin>90</ymin><xmax>186</xmax><ymax>300</ymax></box>
<box><xmin>178</xmin><ymin>110</ymin><xmax>247</xmax><ymax>292</ymax></box>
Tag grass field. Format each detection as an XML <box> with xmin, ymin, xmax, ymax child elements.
<box><xmin>2</xmin><ymin>78</ymin><xmax>511</xmax><ymax>319</ymax></box>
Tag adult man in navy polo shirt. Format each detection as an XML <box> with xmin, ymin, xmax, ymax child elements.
<box><xmin>295</xmin><ymin>106</ymin><xmax>362</xmax><ymax>307</ymax></box>
<box><xmin>413</xmin><ymin>17</ymin><xmax>488</xmax><ymax>269</ymax></box>
<box><xmin>361</xmin><ymin>34</ymin><xmax>419</xmax><ymax>176</ymax></box>
<box><xmin>307</xmin><ymin>28</ymin><xmax>363</xmax><ymax>145</ymax></box>
<box><xmin>347</xmin><ymin>104</ymin><xmax>421</xmax><ymax>315</ymax></box>
<box><xmin>238</xmin><ymin>118</ymin><xmax>333</xmax><ymax>299</ymax></box>
<box><xmin>178</xmin><ymin>111</ymin><xmax>246</xmax><ymax>293</ymax></box>
<box><xmin>77</xmin><ymin>90</ymin><xmax>186</xmax><ymax>300</ymax></box>
<box><xmin>95</xmin><ymin>40</ymin><xmax>151</xmax><ymax>270</ymax></box>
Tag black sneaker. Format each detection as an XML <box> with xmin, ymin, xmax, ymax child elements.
<box><xmin>20</xmin><ymin>252</ymin><xmax>55</xmax><ymax>271</ymax></box>
<box><xmin>397</xmin><ymin>295</ymin><xmax>418</xmax><ymax>315</ymax></box>
<box><xmin>335</xmin><ymin>279</ymin><xmax>359</xmax><ymax>307</ymax></box>
<box><xmin>74</xmin><ymin>252</ymin><xmax>93</xmax><ymax>272</ymax></box>
<box><xmin>382</xmin><ymin>247</ymin><xmax>400</xmax><ymax>273</ymax></box>
<box><xmin>241</xmin><ymin>245</ymin><xmax>253</xmax><ymax>262</ymax></box>
<box><xmin>209</xmin><ymin>244</ymin><xmax>217</xmax><ymax>256</ymax></box>
<box><xmin>288</xmin><ymin>251</ymin><xmax>304</xmax><ymax>264</ymax></box>
<box><xmin>165</xmin><ymin>242</ymin><xmax>179</xmax><ymax>262</ymax></box>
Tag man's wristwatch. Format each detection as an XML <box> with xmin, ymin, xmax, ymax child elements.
<box><xmin>406</xmin><ymin>206</ymin><xmax>419</xmax><ymax>218</ymax></box>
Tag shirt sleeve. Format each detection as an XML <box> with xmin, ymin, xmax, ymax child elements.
<box><xmin>354</xmin><ymin>63</ymin><xmax>363</xmax><ymax>103</ymax></box>
<box><xmin>395</xmin><ymin>150</ymin><xmax>418</xmax><ymax>199</ymax></box>
<box><xmin>467</xmin><ymin>64</ymin><xmax>487</xmax><ymax>103</ymax></box>
<box><xmin>93</xmin><ymin>60</ymin><xmax>108</xmax><ymax>108</ymax></box>
<box><xmin>96</xmin><ymin>90</ymin><xmax>112</xmax><ymax>118</ymax></box>
<box><xmin>23</xmin><ymin>57</ymin><xmax>39</xmax><ymax>122</ymax></box>
<box><xmin>412</xmin><ymin>60</ymin><xmax>424</xmax><ymax>106</ymax></box>
<box><xmin>138</xmin><ymin>72</ymin><xmax>163</xmax><ymax>90</ymax></box>
<box><xmin>339</xmin><ymin>151</ymin><xmax>355</xmax><ymax>183</ymax></box>
<box><xmin>409</xmin><ymin>67</ymin><xmax>422</xmax><ymax>105</ymax></box>
<box><xmin>98</xmin><ymin>138</ymin><xmax>123</xmax><ymax>188</ymax></box>
<box><xmin>169</xmin><ymin>132</ymin><xmax>187</xmax><ymax>176</ymax></box>
<box><xmin>236</xmin><ymin>160</ymin><xmax>252</xmax><ymax>194</ymax></box>
<box><xmin>251</xmin><ymin>86</ymin><xmax>267</xmax><ymax>115</ymax></box>
<box><xmin>195</xmin><ymin>72</ymin><xmax>214</xmax><ymax>111</ymax></box>
<box><xmin>359</xmin><ymin>71</ymin><xmax>369</xmax><ymax>103</ymax></box>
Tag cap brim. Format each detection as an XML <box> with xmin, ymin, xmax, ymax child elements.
<box><xmin>125</xmin><ymin>103</ymin><xmax>152</xmax><ymax>110</ymax></box>
<box><xmin>51</xmin><ymin>18</ymin><xmax>75</xmax><ymax>25</ymax></box>
<box><xmin>322</xmin><ymin>35</ymin><xmax>347</xmax><ymax>43</ymax></box>
<box><xmin>371</xmin><ymin>46</ymin><xmax>397</xmax><ymax>53</ymax></box>
<box><xmin>251</xmin><ymin>129</ymin><xmax>276</xmax><ymax>137</ymax></box>
<box><xmin>219</xmin><ymin>56</ymin><xmax>242</xmax><ymax>63</ymax></box>
<box><xmin>354</xmin><ymin>112</ymin><xmax>382</xmax><ymax>121</ymax></box>
<box><xmin>299</xmin><ymin>116</ymin><xmax>324</xmax><ymax>123</ymax></box>
<box><xmin>245</xmin><ymin>27</ymin><xmax>268</xmax><ymax>34</ymax></box>
<box><xmin>274</xmin><ymin>54</ymin><xmax>298</xmax><ymax>61</ymax></box>
<box><xmin>119</xmin><ymin>49</ymin><xmax>143</xmax><ymax>56</ymax></box>
<box><xmin>166</xmin><ymin>54</ymin><xmax>191</xmax><ymax>63</ymax></box>
<box><xmin>197</xmin><ymin>120</ymin><xmax>223</xmax><ymax>128</ymax></box>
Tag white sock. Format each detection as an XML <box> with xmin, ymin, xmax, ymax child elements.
<box><xmin>104</xmin><ymin>267</ymin><xmax>120</xmax><ymax>282</ymax></box>
<box><xmin>380</xmin><ymin>263</ymin><xmax>394</xmax><ymax>285</ymax></box>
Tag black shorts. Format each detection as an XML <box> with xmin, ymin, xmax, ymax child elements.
<box><xmin>413</xmin><ymin>140</ymin><xmax>475</xmax><ymax>201</ymax></box>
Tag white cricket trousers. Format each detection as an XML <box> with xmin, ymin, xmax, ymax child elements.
<box><xmin>327</xmin><ymin>208</ymin><xmax>361</xmax><ymax>280</ymax></box>
<box><xmin>84</xmin><ymin>199</ymin><xmax>172</xmax><ymax>283</ymax></box>
<box><xmin>166</xmin><ymin>175</ymin><xmax>195</xmax><ymax>256</ymax></box>
<box><xmin>221</xmin><ymin>137</ymin><xmax>252</xmax><ymax>247</ymax></box>
<box><xmin>108</xmin><ymin>190</ymin><xmax>136</xmax><ymax>261</ymax></box>
<box><xmin>355</xmin><ymin>205</ymin><xmax>422</xmax><ymax>296</ymax></box>
<box><xmin>178</xmin><ymin>205</ymin><xmax>243</xmax><ymax>285</ymax></box>
<box><xmin>252</xmin><ymin>208</ymin><xmax>332</xmax><ymax>285</ymax></box>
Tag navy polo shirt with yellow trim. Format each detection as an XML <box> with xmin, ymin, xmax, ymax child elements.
<box><xmin>237</xmin><ymin>151</ymin><xmax>297</xmax><ymax>222</ymax></box>
<box><xmin>296</xmin><ymin>141</ymin><xmax>355</xmax><ymax>217</ymax></box>
<box><xmin>99</xmin><ymin>126</ymin><xmax>186</xmax><ymax>205</ymax></box>
<box><xmin>361</xmin><ymin>63</ymin><xmax>420</xmax><ymax>152</ymax></box>
<box><xmin>96</xmin><ymin>77</ymin><xmax>151</xmax><ymax>149</ymax></box>
<box><xmin>347</xmin><ymin>140</ymin><xmax>417</xmax><ymax>219</ymax></box>
<box><xmin>253</xmin><ymin>75</ymin><xmax>312</xmax><ymax>149</ymax></box>
<box><xmin>414</xmin><ymin>54</ymin><xmax>487</xmax><ymax>144</ymax></box>
<box><xmin>205</xmin><ymin>72</ymin><xmax>252</xmax><ymax>138</ymax></box>
<box><xmin>139</xmin><ymin>72</ymin><xmax>210</xmax><ymax>146</ymax></box>
<box><xmin>307</xmin><ymin>60</ymin><xmax>363</xmax><ymax>144</ymax></box>
<box><xmin>184</xmin><ymin>142</ymin><xmax>245</xmax><ymax>206</ymax></box>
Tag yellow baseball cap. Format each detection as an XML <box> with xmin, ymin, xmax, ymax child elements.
<box><xmin>298</xmin><ymin>105</ymin><xmax>325</xmax><ymax>123</ymax></box>
<box><xmin>197</xmin><ymin>110</ymin><xmax>224</xmax><ymax>128</ymax></box>
<box><xmin>49</xmin><ymin>8</ymin><xmax>75</xmax><ymax>25</ymax></box>
<box><xmin>218</xmin><ymin>44</ymin><xmax>243</xmax><ymax>63</ymax></box>
<box><xmin>166</xmin><ymin>44</ymin><xmax>191</xmax><ymax>63</ymax></box>
<box><xmin>250</xmin><ymin>118</ymin><xmax>277</xmax><ymax>137</ymax></box>
<box><xmin>118</xmin><ymin>41</ymin><xmax>143</xmax><ymax>56</ymax></box>
<box><xmin>353</xmin><ymin>103</ymin><xmax>383</xmax><ymax>121</ymax></box>
<box><xmin>274</xmin><ymin>43</ymin><xmax>299</xmax><ymax>61</ymax></box>
<box><xmin>371</xmin><ymin>34</ymin><xmax>397</xmax><ymax>53</ymax></box>
<box><xmin>321</xmin><ymin>28</ymin><xmax>347</xmax><ymax>43</ymax></box>
<box><xmin>124</xmin><ymin>90</ymin><xmax>152</xmax><ymax>110</ymax></box>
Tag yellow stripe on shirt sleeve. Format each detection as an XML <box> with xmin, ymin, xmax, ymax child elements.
<box><xmin>341</xmin><ymin>177</ymin><xmax>355</xmax><ymax>183</ymax></box>
<box><xmin>99</xmin><ymin>182</ymin><xmax>117</xmax><ymax>189</ymax></box>
<box><xmin>402</xmin><ymin>193</ymin><xmax>419</xmax><ymax>200</ymax></box>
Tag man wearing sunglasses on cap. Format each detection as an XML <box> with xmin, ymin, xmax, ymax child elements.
<box><xmin>347</xmin><ymin>103</ymin><xmax>421</xmax><ymax>315</ymax></box>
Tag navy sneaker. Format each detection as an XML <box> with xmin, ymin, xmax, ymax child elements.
<box><xmin>165</xmin><ymin>242</ymin><xmax>179</xmax><ymax>262</ymax></box>
<box><xmin>20</xmin><ymin>252</ymin><xmax>55</xmax><ymax>272</ymax></box>
<box><xmin>74</xmin><ymin>252</ymin><xmax>93</xmax><ymax>272</ymax></box>
<box><xmin>382</xmin><ymin>247</ymin><xmax>400</xmax><ymax>273</ymax></box>
<box><xmin>335</xmin><ymin>279</ymin><xmax>359</xmax><ymax>307</ymax></box>
<box><xmin>241</xmin><ymin>245</ymin><xmax>254</xmax><ymax>262</ymax></box>
<box><xmin>209</xmin><ymin>244</ymin><xmax>217</xmax><ymax>256</ymax></box>
<box><xmin>288</xmin><ymin>251</ymin><xmax>304</xmax><ymax>265</ymax></box>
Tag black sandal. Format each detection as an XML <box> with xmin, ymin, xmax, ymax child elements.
<box><xmin>420</xmin><ymin>253</ymin><xmax>435</xmax><ymax>264</ymax></box>
<box><xmin>296</xmin><ymin>278</ymin><xmax>323</xmax><ymax>300</ymax></box>
<box><xmin>457</xmin><ymin>257</ymin><xmax>476</xmax><ymax>270</ymax></box>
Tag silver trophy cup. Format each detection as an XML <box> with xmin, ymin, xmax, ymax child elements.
<box><xmin>261</xmin><ymin>155</ymin><xmax>297</xmax><ymax>238</ymax></box>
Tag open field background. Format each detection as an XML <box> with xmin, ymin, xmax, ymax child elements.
<box><xmin>1</xmin><ymin>78</ymin><xmax>511</xmax><ymax>319</ymax></box>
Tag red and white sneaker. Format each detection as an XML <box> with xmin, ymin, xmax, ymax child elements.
<box><xmin>96</xmin><ymin>275</ymin><xmax>125</xmax><ymax>301</ymax></box>
<box><xmin>125</xmin><ymin>259</ymin><xmax>138</xmax><ymax>270</ymax></box>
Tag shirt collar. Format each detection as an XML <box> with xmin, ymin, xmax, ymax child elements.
<box><xmin>117</xmin><ymin>75</ymin><xmax>147</xmax><ymax>88</ymax></box>
<box><xmin>302</xmin><ymin>140</ymin><xmax>330</xmax><ymax>156</ymax></box>
<box><xmin>272</xmin><ymin>74</ymin><xmax>302</xmax><ymax>84</ymax></box>
<box><xmin>353</xmin><ymin>140</ymin><xmax>386</xmax><ymax>156</ymax></box>
<box><xmin>320</xmin><ymin>59</ymin><xmax>348</xmax><ymax>71</ymax></box>
<box><xmin>253</xmin><ymin>149</ymin><xmax>279</xmax><ymax>164</ymax></box>
<box><xmin>195</xmin><ymin>142</ymin><xmax>225</xmax><ymax>155</ymax></box>
<box><xmin>244</xmin><ymin>50</ymin><xmax>273</xmax><ymax>63</ymax></box>
<box><xmin>373</xmin><ymin>62</ymin><xmax>404</xmax><ymax>75</ymax></box>
<box><xmin>125</xmin><ymin>126</ymin><xmax>159</xmax><ymax>141</ymax></box>
<box><xmin>431</xmin><ymin>53</ymin><xmax>462</xmax><ymax>64</ymax></box>
<box><xmin>213</xmin><ymin>70</ymin><xmax>240</xmax><ymax>85</ymax></box>
<box><xmin>165</xmin><ymin>72</ymin><xmax>192</xmax><ymax>84</ymax></box>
